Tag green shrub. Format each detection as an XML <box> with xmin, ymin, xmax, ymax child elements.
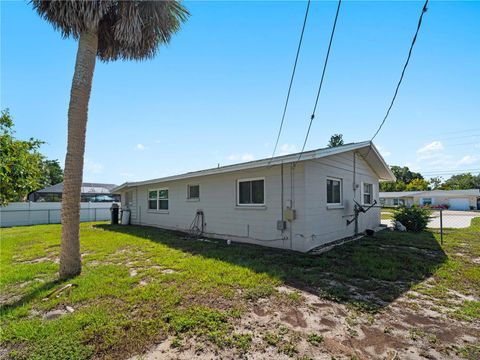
<box><xmin>393</xmin><ymin>206</ymin><xmax>431</xmax><ymax>232</ymax></box>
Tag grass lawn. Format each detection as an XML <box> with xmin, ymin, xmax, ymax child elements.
<box><xmin>380</xmin><ymin>208</ymin><xmax>394</xmax><ymax>220</ymax></box>
<box><xmin>1</xmin><ymin>220</ymin><xmax>479</xmax><ymax>359</ymax></box>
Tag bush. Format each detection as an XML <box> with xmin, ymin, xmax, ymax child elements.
<box><xmin>393</xmin><ymin>206</ymin><xmax>431</xmax><ymax>232</ymax></box>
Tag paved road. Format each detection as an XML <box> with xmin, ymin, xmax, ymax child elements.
<box><xmin>381</xmin><ymin>210</ymin><xmax>480</xmax><ymax>229</ymax></box>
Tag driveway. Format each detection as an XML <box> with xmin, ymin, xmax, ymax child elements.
<box><xmin>381</xmin><ymin>210</ymin><xmax>480</xmax><ymax>229</ymax></box>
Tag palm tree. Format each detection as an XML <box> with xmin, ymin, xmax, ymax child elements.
<box><xmin>32</xmin><ymin>1</ymin><xmax>189</xmax><ymax>279</ymax></box>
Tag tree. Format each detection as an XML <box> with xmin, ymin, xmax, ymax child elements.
<box><xmin>390</xmin><ymin>165</ymin><xmax>423</xmax><ymax>183</ymax></box>
<box><xmin>0</xmin><ymin>109</ymin><xmax>46</xmax><ymax>205</ymax></box>
<box><xmin>429</xmin><ymin>177</ymin><xmax>443</xmax><ymax>190</ymax></box>
<box><xmin>380</xmin><ymin>165</ymin><xmax>424</xmax><ymax>192</ymax></box>
<box><xmin>405</xmin><ymin>178</ymin><xmax>429</xmax><ymax>191</ymax></box>
<box><xmin>442</xmin><ymin>173</ymin><xmax>480</xmax><ymax>190</ymax></box>
<box><xmin>43</xmin><ymin>159</ymin><xmax>64</xmax><ymax>186</ymax></box>
<box><xmin>327</xmin><ymin>134</ymin><xmax>344</xmax><ymax>148</ymax></box>
<box><xmin>32</xmin><ymin>1</ymin><xmax>189</xmax><ymax>279</ymax></box>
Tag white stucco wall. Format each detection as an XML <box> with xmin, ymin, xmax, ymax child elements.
<box><xmin>120</xmin><ymin>151</ymin><xmax>382</xmax><ymax>252</ymax></box>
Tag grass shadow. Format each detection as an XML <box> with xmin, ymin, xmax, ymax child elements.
<box><xmin>0</xmin><ymin>279</ymin><xmax>63</xmax><ymax>314</ymax></box>
<box><xmin>95</xmin><ymin>224</ymin><xmax>447</xmax><ymax>311</ymax></box>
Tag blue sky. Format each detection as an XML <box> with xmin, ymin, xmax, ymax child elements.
<box><xmin>2</xmin><ymin>1</ymin><xmax>479</xmax><ymax>185</ymax></box>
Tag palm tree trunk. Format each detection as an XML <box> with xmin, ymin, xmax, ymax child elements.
<box><xmin>60</xmin><ymin>31</ymin><xmax>98</xmax><ymax>279</ymax></box>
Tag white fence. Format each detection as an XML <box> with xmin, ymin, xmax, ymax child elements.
<box><xmin>0</xmin><ymin>202</ymin><xmax>120</xmax><ymax>227</ymax></box>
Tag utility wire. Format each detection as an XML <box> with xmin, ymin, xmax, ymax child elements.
<box><xmin>270</xmin><ymin>0</ymin><xmax>311</xmax><ymax>160</ymax></box>
<box><xmin>370</xmin><ymin>0</ymin><xmax>429</xmax><ymax>143</ymax></box>
<box><xmin>297</xmin><ymin>0</ymin><xmax>342</xmax><ymax>161</ymax></box>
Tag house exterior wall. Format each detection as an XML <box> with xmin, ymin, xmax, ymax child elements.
<box><xmin>381</xmin><ymin>197</ymin><xmax>415</xmax><ymax>207</ymax></box>
<box><xmin>120</xmin><ymin>151</ymin><xmax>382</xmax><ymax>252</ymax></box>
<box><xmin>412</xmin><ymin>195</ymin><xmax>477</xmax><ymax>209</ymax></box>
<box><xmin>122</xmin><ymin>163</ymin><xmax>306</xmax><ymax>251</ymax></box>
<box><xmin>303</xmin><ymin>152</ymin><xmax>381</xmax><ymax>251</ymax></box>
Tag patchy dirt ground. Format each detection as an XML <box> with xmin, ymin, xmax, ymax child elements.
<box><xmin>130</xmin><ymin>283</ymin><xmax>479</xmax><ymax>360</ymax></box>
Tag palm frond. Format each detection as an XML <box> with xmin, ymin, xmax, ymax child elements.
<box><xmin>32</xmin><ymin>0</ymin><xmax>190</xmax><ymax>61</ymax></box>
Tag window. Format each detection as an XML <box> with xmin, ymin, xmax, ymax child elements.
<box><xmin>422</xmin><ymin>197</ymin><xmax>432</xmax><ymax>206</ymax></box>
<box><xmin>148</xmin><ymin>189</ymin><xmax>169</xmax><ymax>210</ymax></box>
<box><xmin>187</xmin><ymin>185</ymin><xmax>200</xmax><ymax>199</ymax></box>
<box><xmin>327</xmin><ymin>178</ymin><xmax>342</xmax><ymax>205</ymax></box>
<box><xmin>237</xmin><ymin>178</ymin><xmax>264</xmax><ymax>205</ymax></box>
<box><xmin>363</xmin><ymin>183</ymin><xmax>373</xmax><ymax>205</ymax></box>
<box><xmin>393</xmin><ymin>198</ymin><xmax>399</xmax><ymax>206</ymax></box>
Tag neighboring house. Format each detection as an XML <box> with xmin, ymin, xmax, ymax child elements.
<box><xmin>29</xmin><ymin>182</ymin><xmax>120</xmax><ymax>203</ymax></box>
<box><xmin>379</xmin><ymin>189</ymin><xmax>480</xmax><ymax>210</ymax></box>
<box><xmin>113</xmin><ymin>141</ymin><xmax>395</xmax><ymax>253</ymax></box>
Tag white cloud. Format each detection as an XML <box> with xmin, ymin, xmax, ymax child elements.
<box><xmin>376</xmin><ymin>145</ymin><xmax>391</xmax><ymax>157</ymax></box>
<box><xmin>241</xmin><ymin>153</ymin><xmax>254</xmax><ymax>161</ymax></box>
<box><xmin>135</xmin><ymin>143</ymin><xmax>146</xmax><ymax>151</ymax></box>
<box><xmin>227</xmin><ymin>153</ymin><xmax>255</xmax><ymax>162</ymax></box>
<box><xmin>84</xmin><ymin>159</ymin><xmax>104</xmax><ymax>174</ymax></box>
<box><xmin>417</xmin><ymin>141</ymin><xmax>444</xmax><ymax>154</ymax></box>
<box><xmin>458</xmin><ymin>155</ymin><xmax>480</xmax><ymax>166</ymax></box>
<box><xmin>279</xmin><ymin>143</ymin><xmax>297</xmax><ymax>156</ymax></box>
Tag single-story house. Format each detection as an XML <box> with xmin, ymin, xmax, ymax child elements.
<box><xmin>29</xmin><ymin>182</ymin><xmax>120</xmax><ymax>203</ymax></box>
<box><xmin>379</xmin><ymin>189</ymin><xmax>480</xmax><ymax>210</ymax></box>
<box><xmin>112</xmin><ymin>141</ymin><xmax>395</xmax><ymax>253</ymax></box>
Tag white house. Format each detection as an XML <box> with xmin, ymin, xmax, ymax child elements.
<box><xmin>379</xmin><ymin>189</ymin><xmax>480</xmax><ymax>210</ymax></box>
<box><xmin>113</xmin><ymin>141</ymin><xmax>395</xmax><ymax>253</ymax></box>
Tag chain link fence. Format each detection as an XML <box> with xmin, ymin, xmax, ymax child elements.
<box><xmin>380</xmin><ymin>207</ymin><xmax>479</xmax><ymax>243</ymax></box>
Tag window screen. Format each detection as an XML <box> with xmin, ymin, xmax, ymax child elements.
<box><xmin>238</xmin><ymin>179</ymin><xmax>264</xmax><ymax>205</ymax></box>
<box><xmin>327</xmin><ymin>178</ymin><xmax>342</xmax><ymax>204</ymax></box>
<box><xmin>188</xmin><ymin>185</ymin><xmax>200</xmax><ymax>199</ymax></box>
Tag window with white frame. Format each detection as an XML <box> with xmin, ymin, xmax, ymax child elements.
<box><xmin>148</xmin><ymin>189</ymin><xmax>169</xmax><ymax>210</ymax></box>
<box><xmin>187</xmin><ymin>185</ymin><xmax>200</xmax><ymax>199</ymax></box>
<box><xmin>237</xmin><ymin>178</ymin><xmax>264</xmax><ymax>205</ymax></box>
<box><xmin>363</xmin><ymin>183</ymin><xmax>373</xmax><ymax>205</ymax></box>
<box><xmin>326</xmin><ymin>178</ymin><xmax>342</xmax><ymax>205</ymax></box>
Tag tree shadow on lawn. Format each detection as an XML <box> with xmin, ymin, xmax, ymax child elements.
<box><xmin>96</xmin><ymin>224</ymin><xmax>447</xmax><ymax>311</ymax></box>
<box><xmin>0</xmin><ymin>279</ymin><xmax>63</xmax><ymax>314</ymax></box>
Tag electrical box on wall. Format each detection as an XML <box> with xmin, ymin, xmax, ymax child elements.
<box><xmin>276</xmin><ymin>220</ymin><xmax>287</xmax><ymax>231</ymax></box>
<box><xmin>284</xmin><ymin>208</ymin><xmax>296</xmax><ymax>221</ymax></box>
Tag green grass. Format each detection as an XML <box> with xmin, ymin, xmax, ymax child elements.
<box><xmin>380</xmin><ymin>210</ymin><xmax>394</xmax><ymax>220</ymax></box>
<box><xmin>1</xmin><ymin>218</ymin><xmax>479</xmax><ymax>359</ymax></box>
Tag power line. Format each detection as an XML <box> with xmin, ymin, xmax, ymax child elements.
<box><xmin>270</xmin><ymin>0</ymin><xmax>311</xmax><ymax>160</ymax></box>
<box><xmin>399</xmin><ymin>133</ymin><xmax>480</xmax><ymax>144</ymax></box>
<box><xmin>370</xmin><ymin>0</ymin><xmax>429</xmax><ymax>142</ymax></box>
<box><xmin>297</xmin><ymin>0</ymin><xmax>342</xmax><ymax>161</ymax></box>
<box><xmin>422</xmin><ymin>169</ymin><xmax>480</xmax><ymax>175</ymax></box>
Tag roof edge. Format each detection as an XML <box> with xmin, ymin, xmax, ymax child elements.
<box><xmin>112</xmin><ymin>141</ymin><xmax>393</xmax><ymax>192</ymax></box>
